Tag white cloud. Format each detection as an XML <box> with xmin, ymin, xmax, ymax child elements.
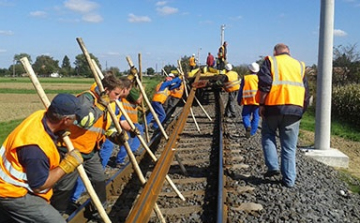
<box><xmin>64</xmin><ymin>0</ymin><xmax>98</xmax><ymax>13</ymax></box>
<box><xmin>0</xmin><ymin>49</ymin><xmax>6</xmax><ymax>53</ymax></box>
<box><xmin>0</xmin><ymin>30</ymin><xmax>14</xmax><ymax>36</ymax></box>
<box><xmin>128</xmin><ymin>13</ymin><xmax>151</xmax><ymax>23</ymax></box>
<box><xmin>30</xmin><ymin>11</ymin><xmax>47</xmax><ymax>18</ymax></box>
<box><xmin>156</xmin><ymin>1</ymin><xmax>167</xmax><ymax>6</ymax></box>
<box><xmin>82</xmin><ymin>13</ymin><xmax>103</xmax><ymax>23</ymax></box>
<box><xmin>334</xmin><ymin>29</ymin><xmax>347</xmax><ymax>37</ymax></box>
<box><xmin>157</xmin><ymin>6</ymin><xmax>178</xmax><ymax>15</ymax></box>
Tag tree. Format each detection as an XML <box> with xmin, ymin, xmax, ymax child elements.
<box><xmin>163</xmin><ymin>64</ymin><xmax>177</xmax><ymax>76</ymax></box>
<box><xmin>146</xmin><ymin>67</ymin><xmax>155</xmax><ymax>75</ymax></box>
<box><xmin>180</xmin><ymin>55</ymin><xmax>191</xmax><ymax>72</ymax></box>
<box><xmin>74</xmin><ymin>54</ymin><xmax>101</xmax><ymax>77</ymax></box>
<box><xmin>32</xmin><ymin>55</ymin><xmax>60</xmax><ymax>76</ymax></box>
<box><xmin>9</xmin><ymin>53</ymin><xmax>31</xmax><ymax>77</ymax></box>
<box><xmin>107</xmin><ymin>67</ymin><xmax>121</xmax><ymax>77</ymax></box>
<box><xmin>60</xmin><ymin>55</ymin><xmax>73</xmax><ymax>77</ymax></box>
<box><xmin>14</xmin><ymin>53</ymin><xmax>32</xmax><ymax>63</ymax></box>
<box><xmin>333</xmin><ymin>44</ymin><xmax>360</xmax><ymax>85</ymax></box>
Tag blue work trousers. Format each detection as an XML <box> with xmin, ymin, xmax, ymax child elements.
<box><xmin>146</xmin><ymin>101</ymin><xmax>166</xmax><ymax>129</ymax></box>
<box><xmin>241</xmin><ymin>105</ymin><xmax>260</xmax><ymax>136</ymax></box>
<box><xmin>116</xmin><ymin>123</ymin><xmax>144</xmax><ymax>164</ymax></box>
<box><xmin>261</xmin><ymin>115</ymin><xmax>301</xmax><ymax>187</ymax></box>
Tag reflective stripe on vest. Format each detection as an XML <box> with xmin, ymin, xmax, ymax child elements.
<box><xmin>266</xmin><ymin>55</ymin><xmax>305</xmax><ymax>106</ymax></box>
<box><xmin>224</xmin><ymin>71</ymin><xmax>240</xmax><ymax>92</ymax></box>
<box><xmin>121</xmin><ymin>98</ymin><xmax>138</xmax><ymax>123</ymax></box>
<box><xmin>0</xmin><ymin>111</ymin><xmax>59</xmax><ymax>201</ymax></box>
<box><xmin>241</xmin><ymin>74</ymin><xmax>259</xmax><ymax>105</ymax></box>
<box><xmin>69</xmin><ymin>90</ymin><xmax>110</xmax><ymax>154</ymax></box>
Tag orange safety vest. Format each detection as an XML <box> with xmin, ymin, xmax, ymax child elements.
<box><xmin>0</xmin><ymin>111</ymin><xmax>60</xmax><ymax>202</ymax></box>
<box><xmin>265</xmin><ymin>55</ymin><xmax>305</xmax><ymax>106</ymax></box>
<box><xmin>152</xmin><ymin>82</ymin><xmax>170</xmax><ymax>104</ymax></box>
<box><xmin>121</xmin><ymin>97</ymin><xmax>138</xmax><ymax>123</ymax></box>
<box><xmin>68</xmin><ymin>90</ymin><xmax>112</xmax><ymax>154</ymax></box>
<box><xmin>189</xmin><ymin>57</ymin><xmax>196</xmax><ymax>67</ymax></box>
<box><xmin>170</xmin><ymin>82</ymin><xmax>184</xmax><ymax>99</ymax></box>
<box><xmin>224</xmin><ymin>71</ymin><xmax>240</xmax><ymax>92</ymax></box>
<box><xmin>241</xmin><ymin>74</ymin><xmax>259</xmax><ymax>105</ymax></box>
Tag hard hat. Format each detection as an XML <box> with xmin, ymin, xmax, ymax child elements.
<box><xmin>168</xmin><ymin>73</ymin><xmax>175</xmax><ymax>77</ymax></box>
<box><xmin>225</xmin><ymin>63</ymin><xmax>233</xmax><ymax>71</ymax></box>
<box><xmin>248</xmin><ymin>62</ymin><xmax>260</xmax><ymax>73</ymax></box>
<box><xmin>192</xmin><ymin>54</ymin><xmax>195</xmax><ymax>57</ymax></box>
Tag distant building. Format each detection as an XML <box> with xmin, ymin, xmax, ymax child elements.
<box><xmin>50</xmin><ymin>72</ymin><xmax>61</xmax><ymax>78</ymax></box>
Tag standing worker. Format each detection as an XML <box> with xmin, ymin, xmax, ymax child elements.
<box><xmin>217</xmin><ymin>41</ymin><xmax>228</xmax><ymax>71</ymax></box>
<box><xmin>258</xmin><ymin>43</ymin><xmax>309</xmax><ymax>188</ymax></box>
<box><xmin>237</xmin><ymin>62</ymin><xmax>260</xmax><ymax>138</ymax></box>
<box><xmin>189</xmin><ymin>54</ymin><xmax>197</xmax><ymax>71</ymax></box>
<box><xmin>50</xmin><ymin>74</ymin><xmax>127</xmax><ymax>216</ymax></box>
<box><xmin>223</xmin><ymin>63</ymin><xmax>240</xmax><ymax>118</ymax></box>
<box><xmin>206</xmin><ymin>52</ymin><xmax>215</xmax><ymax>68</ymax></box>
<box><xmin>0</xmin><ymin>94</ymin><xmax>84</xmax><ymax>223</ymax></box>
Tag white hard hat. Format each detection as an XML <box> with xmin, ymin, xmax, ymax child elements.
<box><xmin>192</xmin><ymin>54</ymin><xmax>195</xmax><ymax>56</ymax></box>
<box><xmin>168</xmin><ymin>73</ymin><xmax>175</xmax><ymax>77</ymax></box>
<box><xmin>248</xmin><ymin>62</ymin><xmax>260</xmax><ymax>73</ymax></box>
<box><xmin>225</xmin><ymin>63</ymin><xmax>233</xmax><ymax>71</ymax></box>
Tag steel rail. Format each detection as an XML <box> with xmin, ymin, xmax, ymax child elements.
<box><xmin>125</xmin><ymin>70</ymin><xmax>202</xmax><ymax>223</ymax></box>
<box><xmin>215</xmin><ymin>90</ymin><xmax>226</xmax><ymax>223</ymax></box>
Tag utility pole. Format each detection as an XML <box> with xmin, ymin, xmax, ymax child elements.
<box><xmin>315</xmin><ymin>0</ymin><xmax>334</xmax><ymax>150</ymax></box>
<box><xmin>13</xmin><ymin>60</ymin><xmax>16</xmax><ymax>77</ymax></box>
<box><xmin>220</xmin><ymin>24</ymin><xmax>226</xmax><ymax>45</ymax></box>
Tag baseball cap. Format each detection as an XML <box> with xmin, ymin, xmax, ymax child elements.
<box><xmin>48</xmin><ymin>93</ymin><xmax>81</xmax><ymax>116</ymax></box>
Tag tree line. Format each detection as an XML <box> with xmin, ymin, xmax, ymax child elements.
<box><xmin>0</xmin><ymin>53</ymin><xmax>159</xmax><ymax>78</ymax></box>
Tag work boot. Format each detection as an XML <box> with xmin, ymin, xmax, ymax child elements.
<box><xmin>264</xmin><ymin>170</ymin><xmax>280</xmax><ymax>178</ymax></box>
<box><xmin>245</xmin><ymin>127</ymin><xmax>251</xmax><ymax>138</ymax></box>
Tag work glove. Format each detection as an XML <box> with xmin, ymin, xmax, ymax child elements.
<box><xmin>59</xmin><ymin>149</ymin><xmax>83</xmax><ymax>174</ymax></box>
<box><xmin>130</xmin><ymin>128</ymin><xmax>141</xmax><ymax>138</ymax></box>
<box><xmin>98</xmin><ymin>91</ymin><xmax>110</xmax><ymax>111</ymax></box>
<box><xmin>130</xmin><ymin>66</ymin><xmax>138</xmax><ymax>75</ymax></box>
<box><xmin>108</xmin><ymin>131</ymin><xmax>129</xmax><ymax>145</ymax></box>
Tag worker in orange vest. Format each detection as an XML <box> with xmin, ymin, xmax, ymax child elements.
<box><xmin>189</xmin><ymin>54</ymin><xmax>197</xmax><ymax>71</ymax></box>
<box><xmin>146</xmin><ymin>76</ymin><xmax>182</xmax><ymax>131</ymax></box>
<box><xmin>165</xmin><ymin>74</ymin><xmax>185</xmax><ymax>113</ymax></box>
<box><xmin>0</xmin><ymin>94</ymin><xmax>83</xmax><ymax>223</ymax></box>
<box><xmin>51</xmin><ymin>74</ymin><xmax>130</xmax><ymax>215</ymax></box>
<box><xmin>237</xmin><ymin>62</ymin><xmax>260</xmax><ymax>138</ymax></box>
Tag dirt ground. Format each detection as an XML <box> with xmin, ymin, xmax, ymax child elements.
<box><xmin>299</xmin><ymin>129</ymin><xmax>360</xmax><ymax>180</ymax></box>
<box><xmin>0</xmin><ymin>94</ymin><xmax>58</xmax><ymax>122</ymax></box>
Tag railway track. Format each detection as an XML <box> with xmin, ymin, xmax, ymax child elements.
<box><xmin>66</xmin><ymin>82</ymin><xmax>247</xmax><ymax>222</ymax></box>
<box><xmin>64</xmin><ymin>78</ymin><xmax>360</xmax><ymax>223</ymax></box>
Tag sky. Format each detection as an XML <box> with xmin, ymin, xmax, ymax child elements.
<box><xmin>0</xmin><ymin>0</ymin><xmax>359</xmax><ymax>72</ymax></box>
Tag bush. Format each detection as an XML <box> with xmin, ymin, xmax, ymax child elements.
<box><xmin>332</xmin><ymin>84</ymin><xmax>360</xmax><ymax>126</ymax></box>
